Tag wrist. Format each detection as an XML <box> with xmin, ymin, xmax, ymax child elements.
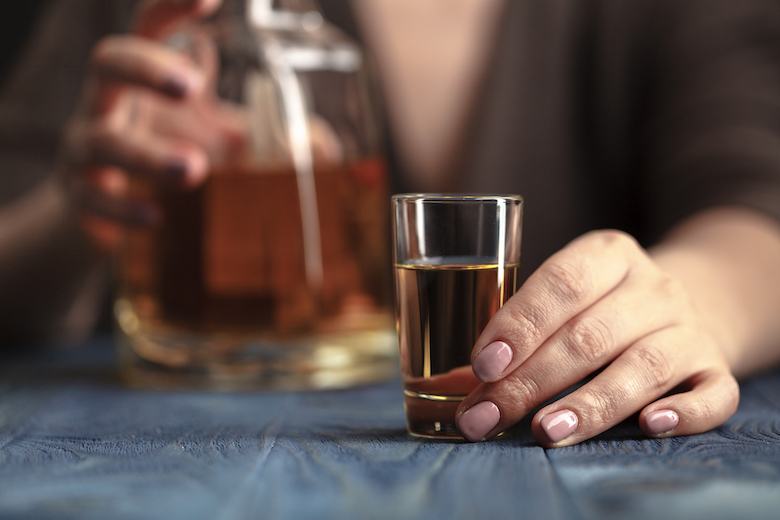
<box><xmin>650</xmin><ymin>207</ymin><xmax>780</xmax><ymax>376</ymax></box>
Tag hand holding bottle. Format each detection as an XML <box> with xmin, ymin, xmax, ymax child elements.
<box><xmin>60</xmin><ymin>0</ymin><xmax>246</xmax><ymax>248</ymax></box>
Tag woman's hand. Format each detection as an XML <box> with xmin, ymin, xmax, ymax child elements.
<box><xmin>60</xmin><ymin>0</ymin><xmax>244</xmax><ymax>249</ymax></box>
<box><xmin>455</xmin><ymin>227</ymin><xmax>743</xmax><ymax>446</ymax></box>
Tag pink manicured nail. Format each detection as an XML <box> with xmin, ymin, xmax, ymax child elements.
<box><xmin>540</xmin><ymin>410</ymin><xmax>578</xmax><ymax>443</ymax></box>
<box><xmin>162</xmin><ymin>76</ymin><xmax>189</xmax><ymax>98</ymax></box>
<box><xmin>645</xmin><ymin>409</ymin><xmax>679</xmax><ymax>434</ymax></box>
<box><xmin>457</xmin><ymin>401</ymin><xmax>500</xmax><ymax>442</ymax></box>
<box><xmin>472</xmin><ymin>341</ymin><xmax>513</xmax><ymax>382</ymax></box>
<box><xmin>165</xmin><ymin>159</ymin><xmax>189</xmax><ymax>183</ymax></box>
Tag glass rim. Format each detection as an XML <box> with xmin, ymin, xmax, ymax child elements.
<box><xmin>392</xmin><ymin>193</ymin><xmax>523</xmax><ymax>204</ymax></box>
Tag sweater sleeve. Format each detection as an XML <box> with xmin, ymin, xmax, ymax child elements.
<box><xmin>0</xmin><ymin>0</ymin><xmax>134</xmax><ymax>344</ymax></box>
<box><xmin>639</xmin><ymin>0</ymin><xmax>780</xmax><ymax>240</ymax></box>
<box><xmin>0</xmin><ymin>0</ymin><xmax>134</xmax><ymax>206</ymax></box>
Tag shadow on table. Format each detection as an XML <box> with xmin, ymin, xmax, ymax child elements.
<box><xmin>1</xmin><ymin>364</ymin><xmax>126</xmax><ymax>389</ymax></box>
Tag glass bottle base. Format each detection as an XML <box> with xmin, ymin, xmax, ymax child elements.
<box><xmin>115</xmin><ymin>323</ymin><xmax>399</xmax><ymax>392</ymax></box>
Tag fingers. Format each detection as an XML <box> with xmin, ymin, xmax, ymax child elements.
<box><xmin>134</xmin><ymin>0</ymin><xmax>222</xmax><ymax>40</ymax></box>
<box><xmin>89</xmin><ymin>35</ymin><xmax>204</xmax><ymax>115</ymax></box>
<box><xmin>459</xmin><ymin>275</ymin><xmax>689</xmax><ymax>441</ymax></box>
<box><xmin>73</xmin><ymin>167</ymin><xmax>158</xmax><ymax>250</ymax></box>
<box><xmin>78</xmin><ymin>184</ymin><xmax>160</xmax><ymax>228</ymax></box>
<box><xmin>456</xmin><ymin>229</ymin><xmax>738</xmax><ymax>444</ymax></box>
<box><xmin>68</xmin><ymin>114</ymin><xmax>208</xmax><ymax>189</ymax></box>
<box><xmin>528</xmin><ymin>326</ymin><xmax>702</xmax><ymax>446</ymax></box>
<box><xmin>460</xmin><ymin>324</ymin><xmax>730</xmax><ymax>444</ymax></box>
<box><xmin>640</xmin><ymin>370</ymin><xmax>739</xmax><ymax>437</ymax></box>
<box><xmin>482</xmin><ymin>325</ymin><xmax>735</xmax><ymax>447</ymax></box>
<box><xmin>472</xmin><ymin>268</ymin><xmax>685</xmax><ymax>386</ymax></box>
<box><xmin>89</xmin><ymin>0</ymin><xmax>221</xmax><ymax>114</ymax></box>
<box><xmin>470</xmin><ymin>231</ymin><xmax>641</xmax><ymax>382</ymax></box>
<box><xmin>65</xmin><ymin>0</ymin><xmax>226</xmax><ymax>241</ymax></box>
<box><xmin>531</xmin><ymin>364</ymin><xmax>738</xmax><ymax>447</ymax></box>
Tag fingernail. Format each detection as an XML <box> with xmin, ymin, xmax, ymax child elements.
<box><xmin>645</xmin><ymin>409</ymin><xmax>679</xmax><ymax>435</ymax></box>
<box><xmin>540</xmin><ymin>410</ymin><xmax>578</xmax><ymax>443</ymax></box>
<box><xmin>472</xmin><ymin>341</ymin><xmax>513</xmax><ymax>382</ymax></box>
<box><xmin>165</xmin><ymin>159</ymin><xmax>189</xmax><ymax>184</ymax></box>
<box><xmin>457</xmin><ymin>401</ymin><xmax>500</xmax><ymax>442</ymax></box>
<box><xmin>161</xmin><ymin>76</ymin><xmax>189</xmax><ymax>98</ymax></box>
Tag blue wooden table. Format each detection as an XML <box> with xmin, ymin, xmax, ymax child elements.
<box><xmin>1</xmin><ymin>337</ymin><xmax>780</xmax><ymax>520</ymax></box>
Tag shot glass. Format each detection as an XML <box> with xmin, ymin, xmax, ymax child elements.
<box><xmin>392</xmin><ymin>194</ymin><xmax>523</xmax><ymax>438</ymax></box>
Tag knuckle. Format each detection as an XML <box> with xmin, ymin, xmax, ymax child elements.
<box><xmin>566</xmin><ymin>315</ymin><xmax>615</xmax><ymax>365</ymax></box>
<box><xmin>579</xmin><ymin>386</ymin><xmax>622</xmax><ymax>425</ymax></box>
<box><xmin>90</xmin><ymin>36</ymin><xmax>120</xmax><ymax>69</ymax></box>
<box><xmin>543</xmin><ymin>260</ymin><xmax>590</xmax><ymax>306</ymax></box>
<box><xmin>593</xmin><ymin>229</ymin><xmax>636</xmax><ymax>248</ymax></box>
<box><xmin>584</xmin><ymin>229</ymin><xmax>640</xmax><ymax>254</ymax></box>
<box><xmin>502</xmin><ymin>303</ymin><xmax>547</xmax><ymax>345</ymax></box>
<box><xmin>633</xmin><ymin>343</ymin><xmax>674</xmax><ymax>390</ymax></box>
<box><xmin>687</xmin><ymin>391</ymin><xmax>720</xmax><ymax>425</ymax></box>
<box><xmin>502</xmin><ymin>373</ymin><xmax>541</xmax><ymax>408</ymax></box>
<box><xmin>716</xmin><ymin>373</ymin><xmax>740</xmax><ymax>416</ymax></box>
<box><xmin>654</xmin><ymin>270</ymin><xmax>687</xmax><ymax>302</ymax></box>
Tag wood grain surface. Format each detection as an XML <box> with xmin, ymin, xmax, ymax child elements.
<box><xmin>1</xmin><ymin>338</ymin><xmax>779</xmax><ymax>520</ymax></box>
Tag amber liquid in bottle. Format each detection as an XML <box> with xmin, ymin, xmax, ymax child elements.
<box><xmin>394</xmin><ymin>259</ymin><xmax>520</xmax><ymax>438</ymax></box>
<box><xmin>116</xmin><ymin>159</ymin><xmax>396</xmax><ymax>390</ymax></box>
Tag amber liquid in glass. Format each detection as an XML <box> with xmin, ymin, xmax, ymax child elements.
<box><xmin>394</xmin><ymin>259</ymin><xmax>520</xmax><ymax>438</ymax></box>
<box><xmin>116</xmin><ymin>158</ymin><xmax>396</xmax><ymax>390</ymax></box>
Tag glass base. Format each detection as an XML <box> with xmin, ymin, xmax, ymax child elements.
<box><xmin>403</xmin><ymin>391</ymin><xmax>466</xmax><ymax>439</ymax></box>
<box><xmin>403</xmin><ymin>391</ymin><xmax>507</xmax><ymax>440</ymax></box>
<box><xmin>115</xmin><ymin>324</ymin><xmax>399</xmax><ymax>392</ymax></box>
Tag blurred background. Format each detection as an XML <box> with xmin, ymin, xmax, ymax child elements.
<box><xmin>0</xmin><ymin>2</ymin><xmax>48</xmax><ymax>86</ymax></box>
